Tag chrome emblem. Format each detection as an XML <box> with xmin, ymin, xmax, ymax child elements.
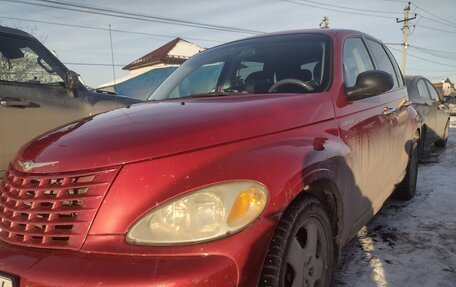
<box><xmin>17</xmin><ymin>160</ymin><xmax>59</xmax><ymax>171</ymax></box>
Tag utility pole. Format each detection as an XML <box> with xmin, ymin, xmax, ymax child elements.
<box><xmin>396</xmin><ymin>2</ymin><xmax>416</xmax><ymax>75</ymax></box>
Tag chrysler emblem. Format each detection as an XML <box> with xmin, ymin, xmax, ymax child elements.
<box><xmin>17</xmin><ymin>160</ymin><xmax>59</xmax><ymax>171</ymax></box>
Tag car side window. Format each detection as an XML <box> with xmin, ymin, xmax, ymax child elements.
<box><xmin>384</xmin><ymin>45</ymin><xmax>404</xmax><ymax>87</ymax></box>
<box><xmin>238</xmin><ymin>61</ymin><xmax>264</xmax><ymax>80</ymax></box>
<box><xmin>425</xmin><ymin>80</ymin><xmax>440</xmax><ymax>102</ymax></box>
<box><xmin>0</xmin><ymin>35</ymin><xmax>66</xmax><ymax>85</ymax></box>
<box><xmin>168</xmin><ymin>62</ymin><xmax>225</xmax><ymax>98</ymax></box>
<box><xmin>343</xmin><ymin>38</ymin><xmax>374</xmax><ymax>88</ymax></box>
<box><xmin>366</xmin><ymin>39</ymin><xmax>399</xmax><ymax>88</ymax></box>
<box><xmin>417</xmin><ymin>79</ymin><xmax>430</xmax><ymax>99</ymax></box>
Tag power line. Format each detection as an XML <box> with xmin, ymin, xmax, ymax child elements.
<box><xmin>408</xmin><ymin>47</ymin><xmax>456</xmax><ymax>62</ymax></box>
<box><xmin>418</xmin><ymin>14</ymin><xmax>456</xmax><ymax>29</ymax></box>
<box><xmin>412</xmin><ymin>3</ymin><xmax>456</xmax><ymax>28</ymax></box>
<box><xmin>289</xmin><ymin>0</ymin><xmax>402</xmax><ymax>14</ymax></box>
<box><xmin>0</xmin><ymin>16</ymin><xmax>226</xmax><ymax>43</ymax></box>
<box><xmin>410</xmin><ymin>45</ymin><xmax>456</xmax><ymax>57</ymax></box>
<box><xmin>1</xmin><ymin>0</ymin><xmax>262</xmax><ymax>34</ymax></box>
<box><xmin>279</xmin><ymin>0</ymin><xmax>396</xmax><ymax>19</ymax></box>
<box><xmin>389</xmin><ymin>46</ymin><xmax>456</xmax><ymax>68</ymax></box>
<box><xmin>415</xmin><ymin>24</ymin><xmax>456</xmax><ymax>35</ymax></box>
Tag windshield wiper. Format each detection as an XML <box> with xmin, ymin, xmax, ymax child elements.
<box><xmin>148</xmin><ymin>91</ymin><xmax>241</xmax><ymax>102</ymax></box>
<box><xmin>185</xmin><ymin>91</ymin><xmax>235</xmax><ymax>98</ymax></box>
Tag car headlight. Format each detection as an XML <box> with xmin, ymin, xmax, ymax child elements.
<box><xmin>126</xmin><ymin>181</ymin><xmax>268</xmax><ymax>245</ymax></box>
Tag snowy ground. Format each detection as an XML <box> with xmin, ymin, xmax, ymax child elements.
<box><xmin>332</xmin><ymin>117</ymin><xmax>456</xmax><ymax>287</ymax></box>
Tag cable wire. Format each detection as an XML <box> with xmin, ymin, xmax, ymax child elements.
<box><xmin>279</xmin><ymin>0</ymin><xmax>397</xmax><ymax>19</ymax></box>
<box><xmin>415</xmin><ymin>24</ymin><xmax>456</xmax><ymax>35</ymax></box>
<box><xmin>286</xmin><ymin>0</ymin><xmax>402</xmax><ymax>14</ymax></box>
<box><xmin>389</xmin><ymin>46</ymin><xmax>456</xmax><ymax>68</ymax></box>
<box><xmin>1</xmin><ymin>0</ymin><xmax>263</xmax><ymax>34</ymax></box>
<box><xmin>412</xmin><ymin>3</ymin><xmax>456</xmax><ymax>27</ymax></box>
<box><xmin>0</xmin><ymin>16</ymin><xmax>226</xmax><ymax>43</ymax></box>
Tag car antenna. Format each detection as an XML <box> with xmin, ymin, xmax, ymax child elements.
<box><xmin>109</xmin><ymin>24</ymin><xmax>118</xmax><ymax>108</ymax></box>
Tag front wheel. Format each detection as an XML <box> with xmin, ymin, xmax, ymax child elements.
<box><xmin>259</xmin><ymin>196</ymin><xmax>334</xmax><ymax>287</ymax></box>
<box><xmin>394</xmin><ymin>134</ymin><xmax>419</xmax><ymax>200</ymax></box>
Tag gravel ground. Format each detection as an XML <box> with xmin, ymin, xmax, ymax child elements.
<box><xmin>332</xmin><ymin>117</ymin><xmax>456</xmax><ymax>287</ymax></box>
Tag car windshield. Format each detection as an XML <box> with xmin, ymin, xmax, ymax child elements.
<box><xmin>148</xmin><ymin>33</ymin><xmax>332</xmax><ymax>101</ymax></box>
<box><xmin>0</xmin><ymin>35</ymin><xmax>66</xmax><ymax>86</ymax></box>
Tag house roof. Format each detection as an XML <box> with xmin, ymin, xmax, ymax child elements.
<box><xmin>433</xmin><ymin>82</ymin><xmax>443</xmax><ymax>88</ymax></box>
<box><xmin>123</xmin><ymin>38</ymin><xmax>204</xmax><ymax>71</ymax></box>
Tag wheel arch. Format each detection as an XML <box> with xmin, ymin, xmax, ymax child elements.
<box><xmin>283</xmin><ymin>166</ymin><xmax>345</xmax><ymax>261</ymax></box>
<box><xmin>304</xmin><ymin>178</ymin><xmax>344</xmax><ymax>261</ymax></box>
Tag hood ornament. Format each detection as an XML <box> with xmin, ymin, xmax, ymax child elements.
<box><xmin>17</xmin><ymin>160</ymin><xmax>59</xmax><ymax>172</ymax></box>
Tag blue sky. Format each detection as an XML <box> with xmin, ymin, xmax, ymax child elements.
<box><xmin>1</xmin><ymin>0</ymin><xmax>455</xmax><ymax>88</ymax></box>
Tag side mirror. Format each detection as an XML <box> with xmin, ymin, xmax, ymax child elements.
<box><xmin>346</xmin><ymin>70</ymin><xmax>394</xmax><ymax>101</ymax></box>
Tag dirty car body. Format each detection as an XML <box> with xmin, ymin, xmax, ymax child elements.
<box><xmin>405</xmin><ymin>75</ymin><xmax>450</xmax><ymax>152</ymax></box>
<box><xmin>0</xmin><ymin>26</ymin><xmax>141</xmax><ymax>175</ymax></box>
<box><xmin>0</xmin><ymin>30</ymin><xmax>419</xmax><ymax>287</ymax></box>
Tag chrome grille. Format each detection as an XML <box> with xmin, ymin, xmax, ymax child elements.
<box><xmin>0</xmin><ymin>165</ymin><xmax>120</xmax><ymax>249</ymax></box>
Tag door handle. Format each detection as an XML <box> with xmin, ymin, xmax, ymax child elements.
<box><xmin>0</xmin><ymin>98</ymin><xmax>40</xmax><ymax>108</ymax></box>
<box><xmin>400</xmin><ymin>99</ymin><xmax>412</xmax><ymax>108</ymax></box>
<box><xmin>383</xmin><ymin>107</ymin><xmax>396</xmax><ymax>115</ymax></box>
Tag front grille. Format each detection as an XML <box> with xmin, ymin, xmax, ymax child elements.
<box><xmin>0</xmin><ymin>165</ymin><xmax>120</xmax><ymax>250</ymax></box>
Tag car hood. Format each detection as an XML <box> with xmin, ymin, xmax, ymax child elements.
<box><xmin>14</xmin><ymin>94</ymin><xmax>334</xmax><ymax>173</ymax></box>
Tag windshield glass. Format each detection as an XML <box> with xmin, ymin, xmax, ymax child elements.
<box><xmin>0</xmin><ymin>35</ymin><xmax>66</xmax><ymax>85</ymax></box>
<box><xmin>149</xmin><ymin>33</ymin><xmax>332</xmax><ymax>100</ymax></box>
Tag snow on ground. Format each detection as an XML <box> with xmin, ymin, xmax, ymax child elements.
<box><xmin>332</xmin><ymin>117</ymin><xmax>456</xmax><ymax>287</ymax></box>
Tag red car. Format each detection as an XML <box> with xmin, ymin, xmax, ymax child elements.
<box><xmin>0</xmin><ymin>29</ymin><xmax>419</xmax><ymax>287</ymax></box>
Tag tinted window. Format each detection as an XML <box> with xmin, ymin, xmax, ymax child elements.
<box><xmin>366</xmin><ymin>39</ymin><xmax>399</xmax><ymax>88</ymax></box>
<box><xmin>417</xmin><ymin>79</ymin><xmax>430</xmax><ymax>99</ymax></box>
<box><xmin>425</xmin><ymin>80</ymin><xmax>440</xmax><ymax>101</ymax></box>
<box><xmin>168</xmin><ymin>62</ymin><xmax>224</xmax><ymax>98</ymax></box>
<box><xmin>0</xmin><ymin>35</ymin><xmax>65</xmax><ymax>85</ymax></box>
<box><xmin>384</xmin><ymin>45</ymin><xmax>404</xmax><ymax>87</ymax></box>
<box><xmin>150</xmin><ymin>34</ymin><xmax>332</xmax><ymax>100</ymax></box>
<box><xmin>238</xmin><ymin>61</ymin><xmax>264</xmax><ymax>80</ymax></box>
<box><xmin>343</xmin><ymin>38</ymin><xmax>374</xmax><ymax>88</ymax></box>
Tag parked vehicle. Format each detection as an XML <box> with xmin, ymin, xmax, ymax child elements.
<box><xmin>0</xmin><ymin>29</ymin><xmax>419</xmax><ymax>287</ymax></box>
<box><xmin>405</xmin><ymin>75</ymin><xmax>450</xmax><ymax>156</ymax></box>
<box><xmin>0</xmin><ymin>26</ymin><xmax>142</xmax><ymax>176</ymax></box>
<box><xmin>444</xmin><ymin>95</ymin><xmax>456</xmax><ymax>115</ymax></box>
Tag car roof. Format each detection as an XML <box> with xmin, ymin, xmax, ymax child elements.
<box><xmin>0</xmin><ymin>25</ymin><xmax>35</xmax><ymax>39</ymax></box>
<box><xmin>210</xmin><ymin>29</ymin><xmax>382</xmax><ymax>50</ymax></box>
<box><xmin>245</xmin><ymin>28</ymin><xmax>376</xmax><ymax>39</ymax></box>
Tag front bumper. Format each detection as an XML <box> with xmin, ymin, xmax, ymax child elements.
<box><xmin>0</xmin><ymin>217</ymin><xmax>277</xmax><ymax>287</ymax></box>
<box><xmin>0</xmin><ymin>240</ymin><xmax>237</xmax><ymax>287</ymax></box>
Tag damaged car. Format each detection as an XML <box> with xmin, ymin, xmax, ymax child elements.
<box><xmin>0</xmin><ymin>26</ymin><xmax>141</xmax><ymax>176</ymax></box>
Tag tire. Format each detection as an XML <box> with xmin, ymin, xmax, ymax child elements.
<box><xmin>259</xmin><ymin>195</ymin><xmax>334</xmax><ymax>287</ymax></box>
<box><xmin>394</xmin><ymin>136</ymin><xmax>419</xmax><ymax>200</ymax></box>
<box><xmin>434</xmin><ymin>120</ymin><xmax>449</xmax><ymax>148</ymax></box>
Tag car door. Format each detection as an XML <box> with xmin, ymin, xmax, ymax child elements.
<box><xmin>0</xmin><ymin>33</ymin><xmax>91</xmax><ymax>175</ymax></box>
<box><xmin>415</xmin><ymin>78</ymin><xmax>437</xmax><ymax>143</ymax></box>
<box><xmin>425</xmin><ymin>79</ymin><xmax>449</xmax><ymax>138</ymax></box>
<box><xmin>336</xmin><ymin>37</ymin><xmax>397</xmax><ymax>231</ymax></box>
<box><xmin>364</xmin><ymin>39</ymin><xmax>410</xmax><ymax>182</ymax></box>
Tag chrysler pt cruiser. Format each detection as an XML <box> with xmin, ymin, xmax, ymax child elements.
<box><xmin>0</xmin><ymin>29</ymin><xmax>419</xmax><ymax>287</ymax></box>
